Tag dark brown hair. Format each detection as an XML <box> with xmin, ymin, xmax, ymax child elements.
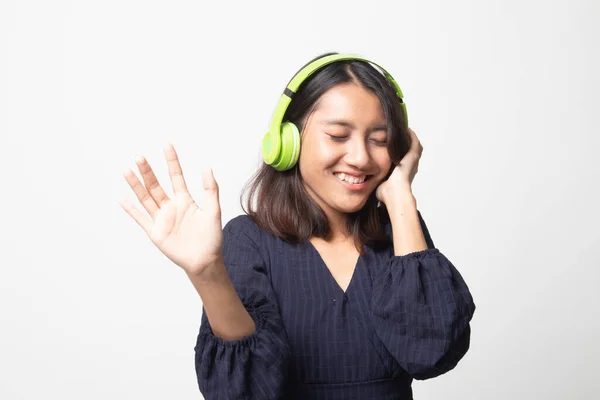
<box><xmin>240</xmin><ymin>52</ymin><xmax>412</xmax><ymax>253</ymax></box>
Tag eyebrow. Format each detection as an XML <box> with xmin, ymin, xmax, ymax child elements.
<box><xmin>318</xmin><ymin>119</ymin><xmax>388</xmax><ymax>133</ymax></box>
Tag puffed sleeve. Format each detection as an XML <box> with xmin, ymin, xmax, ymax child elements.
<box><xmin>372</xmin><ymin>210</ymin><xmax>476</xmax><ymax>380</ymax></box>
<box><xmin>194</xmin><ymin>215</ymin><xmax>291</xmax><ymax>399</ymax></box>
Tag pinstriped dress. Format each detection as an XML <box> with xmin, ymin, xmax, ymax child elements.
<box><xmin>194</xmin><ymin>211</ymin><xmax>475</xmax><ymax>399</ymax></box>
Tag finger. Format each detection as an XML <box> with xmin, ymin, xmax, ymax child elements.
<box><xmin>123</xmin><ymin>168</ymin><xmax>160</xmax><ymax>218</ymax></box>
<box><xmin>163</xmin><ymin>143</ymin><xmax>190</xmax><ymax>194</ymax></box>
<box><xmin>202</xmin><ymin>168</ymin><xmax>221</xmax><ymax>215</ymax></box>
<box><xmin>119</xmin><ymin>197</ymin><xmax>153</xmax><ymax>235</ymax></box>
<box><xmin>136</xmin><ymin>155</ymin><xmax>170</xmax><ymax>208</ymax></box>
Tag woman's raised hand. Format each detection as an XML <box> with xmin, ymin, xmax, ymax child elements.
<box><xmin>119</xmin><ymin>144</ymin><xmax>223</xmax><ymax>277</ymax></box>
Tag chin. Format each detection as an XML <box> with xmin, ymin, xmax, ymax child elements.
<box><xmin>333</xmin><ymin>199</ymin><xmax>370</xmax><ymax>214</ymax></box>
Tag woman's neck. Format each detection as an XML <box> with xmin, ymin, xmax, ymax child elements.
<box><xmin>322</xmin><ymin>210</ymin><xmax>354</xmax><ymax>244</ymax></box>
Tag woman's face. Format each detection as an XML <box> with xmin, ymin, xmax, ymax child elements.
<box><xmin>298</xmin><ymin>83</ymin><xmax>393</xmax><ymax>219</ymax></box>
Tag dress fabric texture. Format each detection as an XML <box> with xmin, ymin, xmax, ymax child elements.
<box><xmin>194</xmin><ymin>210</ymin><xmax>476</xmax><ymax>399</ymax></box>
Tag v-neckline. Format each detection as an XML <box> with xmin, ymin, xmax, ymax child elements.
<box><xmin>306</xmin><ymin>240</ymin><xmax>362</xmax><ymax>295</ymax></box>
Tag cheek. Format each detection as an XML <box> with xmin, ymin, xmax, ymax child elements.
<box><xmin>374</xmin><ymin>151</ymin><xmax>393</xmax><ymax>178</ymax></box>
<box><xmin>300</xmin><ymin>136</ymin><xmax>339</xmax><ymax>165</ymax></box>
<box><xmin>370</xmin><ymin>144</ymin><xmax>391</xmax><ymax>164</ymax></box>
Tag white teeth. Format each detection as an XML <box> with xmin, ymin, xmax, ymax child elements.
<box><xmin>335</xmin><ymin>173</ymin><xmax>366</xmax><ymax>184</ymax></box>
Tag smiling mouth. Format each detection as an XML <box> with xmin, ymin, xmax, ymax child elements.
<box><xmin>333</xmin><ymin>172</ymin><xmax>372</xmax><ymax>184</ymax></box>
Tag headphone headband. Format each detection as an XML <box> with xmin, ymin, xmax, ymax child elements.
<box><xmin>287</xmin><ymin>54</ymin><xmax>404</xmax><ymax>98</ymax></box>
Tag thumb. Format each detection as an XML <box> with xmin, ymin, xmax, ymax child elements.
<box><xmin>202</xmin><ymin>168</ymin><xmax>221</xmax><ymax>213</ymax></box>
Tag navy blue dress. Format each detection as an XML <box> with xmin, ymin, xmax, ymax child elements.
<box><xmin>194</xmin><ymin>210</ymin><xmax>476</xmax><ymax>399</ymax></box>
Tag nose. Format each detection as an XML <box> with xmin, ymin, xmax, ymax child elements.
<box><xmin>343</xmin><ymin>136</ymin><xmax>371</xmax><ymax>169</ymax></box>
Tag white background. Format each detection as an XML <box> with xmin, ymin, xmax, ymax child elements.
<box><xmin>1</xmin><ymin>0</ymin><xmax>599</xmax><ymax>398</ymax></box>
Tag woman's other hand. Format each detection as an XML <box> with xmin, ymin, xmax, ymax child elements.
<box><xmin>119</xmin><ymin>143</ymin><xmax>223</xmax><ymax>278</ymax></box>
<box><xmin>376</xmin><ymin>128</ymin><xmax>423</xmax><ymax>207</ymax></box>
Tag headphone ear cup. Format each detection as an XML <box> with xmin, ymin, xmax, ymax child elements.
<box><xmin>261</xmin><ymin>131</ymin><xmax>280</xmax><ymax>166</ymax></box>
<box><xmin>273</xmin><ymin>122</ymin><xmax>301</xmax><ymax>171</ymax></box>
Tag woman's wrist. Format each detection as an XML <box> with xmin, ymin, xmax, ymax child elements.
<box><xmin>185</xmin><ymin>256</ymin><xmax>228</xmax><ymax>286</ymax></box>
<box><xmin>384</xmin><ymin>190</ymin><xmax>417</xmax><ymax>217</ymax></box>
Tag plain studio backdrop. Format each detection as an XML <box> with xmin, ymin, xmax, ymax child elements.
<box><xmin>1</xmin><ymin>0</ymin><xmax>598</xmax><ymax>398</ymax></box>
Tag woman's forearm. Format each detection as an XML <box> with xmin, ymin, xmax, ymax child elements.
<box><xmin>186</xmin><ymin>259</ymin><xmax>256</xmax><ymax>341</ymax></box>
<box><xmin>387</xmin><ymin>196</ymin><xmax>429</xmax><ymax>256</ymax></box>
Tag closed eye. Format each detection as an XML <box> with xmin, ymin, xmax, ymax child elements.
<box><xmin>325</xmin><ymin>133</ymin><xmax>348</xmax><ymax>141</ymax></box>
<box><xmin>326</xmin><ymin>133</ymin><xmax>387</xmax><ymax>146</ymax></box>
<box><xmin>370</xmin><ymin>139</ymin><xmax>388</xmax><ymax>146</ymax></box>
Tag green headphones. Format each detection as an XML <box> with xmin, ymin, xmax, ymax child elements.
<box><xmin>261</xmin><ymin>53</ymin><xmax>408</xmax><ymax>171</ymax></box>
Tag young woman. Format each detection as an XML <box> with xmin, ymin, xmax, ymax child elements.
<box><xmin>120</xmin><ymin>53</ymin><xmax>476</xmax><ymax>399</ymax></box>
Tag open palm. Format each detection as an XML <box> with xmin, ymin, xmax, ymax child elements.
<box><xmin>119</xmin><ymin>144</ymin><xmax>223</xmax><ymax>276</ymax></box>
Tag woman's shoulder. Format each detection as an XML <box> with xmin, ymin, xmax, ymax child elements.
<box><xmin>223</xmin><ymin>214</ymin><xmax>303</xmax><ymax>254</ymax></box>
<box><xmin>223</xmin><ymin>213</ymin><xmax>280</xmax><ymax>247</ymax></box>
<box><xmin>223</xmin><ymin>214</ymin><xmax>263</xmax><ymax>239</ymax></box>
<box><xmin>224</xmin><ymin>213</ymin><xmax>257</xmax><ymax>230</ymax></box>
<box><xmin>222</xmin><ymin>214</ymin><xmax>291</xmax><ymax>273</ymax></box>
